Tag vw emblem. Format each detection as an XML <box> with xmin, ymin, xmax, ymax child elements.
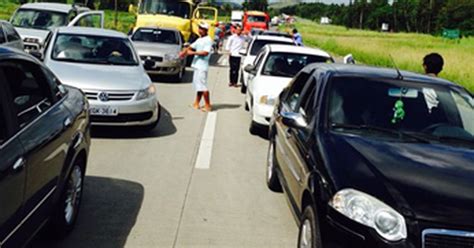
<box><xmin>98</xmin><ymin>92</ymin><xmax>109</xmax><ymax>102</ymax></box>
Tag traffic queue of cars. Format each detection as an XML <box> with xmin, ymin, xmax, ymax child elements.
<box><xmin>239</xmin><ymin>34</ymin><xmax>474</xmax><ymax>248</ymax></box>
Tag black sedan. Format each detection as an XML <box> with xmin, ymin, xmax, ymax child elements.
<box><xmin>267</xmin><ymin>63</ymin><xmax>474</xmax><ymax>248</ymax></box>
<box><xmin>0</xmin><ymin>46</ymin><xmax>90</xmax><ymax>247</ymax></box>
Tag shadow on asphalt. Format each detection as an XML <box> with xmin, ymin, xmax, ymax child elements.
<box><xmin>209</xmin><ymin>53</ymin><xmax>228</xmax><ymax>67</ymax></box>
<box><xmin>31</xmin><ymin>176</ymin><xmax>144</xmax><ymax>248</ymax></box>
<box><xmin>91</xmin><ymin>106</ymin><xmax>177</xmax><ymax>139</ymax></box>
<box><xmin>149</xmin><ymin>68</ymin><xmax>193</xmax><ymax>84</ymax></box>
<box><xmin>212</xmin><ymin>103</ymin><xmax>241</xmax><ymax>111</ymax></box>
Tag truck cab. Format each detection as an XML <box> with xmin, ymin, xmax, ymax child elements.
<box><xmin>243</xmin><ymin>11</ymin><xmax>270</xmax><ymax>33</ymax></box>
<box><xmin>133</xmin><ymin>0</ymin><xmax>218</xmax><ymax>42</ymax></box>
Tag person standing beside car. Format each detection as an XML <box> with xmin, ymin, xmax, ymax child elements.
<box><xmin>423</xmin><ymin>53</ymin><xmax>444</xmax><ymax>77</ymax></box>
<box><xmin>226</xmin><ymin>25</ymin><xmax>245</xmax><ymax>87</ymax></box>
<box><xmin>292</xmin><ymin>28</ymin><xmax>303</xmax><ymax>46</ymax></box>
<box><xmin>179</xmin><ymin>22</ymin><xmax>213</xmax><ymax>112</ymax></box>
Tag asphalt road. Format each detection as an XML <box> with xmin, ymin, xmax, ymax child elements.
<box><xmin>32</xmin><ymin>54</ymin><xmax>297</xmax><ymax>248</ymax></box>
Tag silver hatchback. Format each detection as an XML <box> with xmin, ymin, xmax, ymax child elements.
<box><xmin>43</xmin><ymin>27</ymin><xmax>160</xmax><ymax>129</ymax></box>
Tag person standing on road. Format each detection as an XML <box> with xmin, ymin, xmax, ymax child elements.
<box><xmin>179</xmin><ymin>22</ymin><xmax>213</xmax><ymax>112</ymax></box>
<box><xmin>423</xmin><ymin>53</ymin><xmax>444</xmax><ymax>77</ymax></box>
<box><xmin>292</xmin><ymin>28</ymin><xmax>303</xmax><ymax>46</ymax></box>
<box><xmin>226</xmin><ymin>25</ymin><xmax>246</xmax><ymax>87</ymax></box>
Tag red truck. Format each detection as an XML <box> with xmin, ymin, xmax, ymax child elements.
<box><xmin>242</xmin><ymin>11</ymin><xmax>270</xmax><ymax>32</ymax></box>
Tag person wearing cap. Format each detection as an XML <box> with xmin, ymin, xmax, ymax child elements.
<box><xmin>179</xmin><ymin>22</ymin><xmax>214</xmax><ymax>112</ymax></box>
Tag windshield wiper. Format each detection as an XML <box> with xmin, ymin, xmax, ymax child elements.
<box><xmin>331</xmin><ymin>123</ymin><xmax>431</xmax><ymax>143</ymax></box>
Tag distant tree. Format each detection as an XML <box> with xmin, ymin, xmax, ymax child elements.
<box><xmin>243</xmin><ymin>0</ymin><xmax>268</xmax><ymax>12</ymax></box>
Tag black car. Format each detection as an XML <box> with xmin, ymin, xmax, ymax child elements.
<box><xmin>267</xmin><ymin>63</ymin><xmax>474</xmax><ymax>248</ymax></box>
<box><xmin>0</xmin><ymin>46</ymin><xmax>90</xmax><ymax>247</ymax></box>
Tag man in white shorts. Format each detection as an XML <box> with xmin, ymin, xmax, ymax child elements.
<box><xmin>179</xmin><ymin>22</ymin><xmax>213</xmax><ymax>112</ymax></box>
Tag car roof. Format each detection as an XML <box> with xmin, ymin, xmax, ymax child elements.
<box><xmin>305</xmin><ymin>63</ymin><xmax>458</xmax><ymax>88</ymax></box>
<box><xmin>246</xmin><ymin>11</ymin><xmax>266</xmax><ymax>16</ymax></box>
<box><xmin>253</xmin><ymin>35</ymin><xmax>294</xmax><ymax>43</ymax></box>
<box><xmin>57</xmin><ymin>27</ymin><xmax>127</xmax><ymax>38</ymax></box>
<box><xmin>134</xmin><ymin>27</ymin><xmax>180</xmax><ymax>33</ymax></box>
<box><xmin>266</xmin><ymin>44</ymin><xmax>331</xmax><ymax>58</ymax></box>
<box><xmin>19</xmin><ymin>3</ymin><xmax>81</xmax><ymax>13</ymax></box>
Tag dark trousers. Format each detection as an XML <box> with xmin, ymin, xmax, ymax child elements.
<box><xmin>229</xmin><ymin>56</ymin><xmax>241</xmax><ymax>84</ymax></box>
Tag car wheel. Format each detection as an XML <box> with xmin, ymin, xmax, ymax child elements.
<box><xmin>298</xmin><ymin>205</ymin><xmax>323</xmax><ymax>248</ymax></box>
<box><xmin>143</xmin><ymin>104</ymin><xmax>161</xmax><ymax>131</ymax></box>
<box><xmin>245</xmin><ymin>101</ymin><xmax>249</xmax><ymax>111</ymax></box>
<box><xmin>267</xmin><ymin>140</ymin><xmax>282</xmax><ymax>192</ymax></box>
<box><xmin>49</xmin><ymin>160</ymin><xmax>85</xmax><ymax>237</ymax></box>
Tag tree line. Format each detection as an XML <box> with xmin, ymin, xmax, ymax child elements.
<box><xmin>276</xmin><ymin>0</ymin><xmax>474</xmax><ymax>36</ymax></box>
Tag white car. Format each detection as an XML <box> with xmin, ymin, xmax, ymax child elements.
<box><xmin>239</xmin><ymin>35</ymin><xmax>296</xmax><ymax>94</ymax></box>
<box><xmin>244</xmin><ymin>44</ymin><xmax>333</xmax><ymax>133</ymax></box>
<box><xmin>42</xmin><ymin>27</ymin><xmax>160</xmax><ymax>129</ymax></box>
<box><xmin>10</xmin><ymin>2</ymin><xmax>103</xmax><ymax>51</ymax></box>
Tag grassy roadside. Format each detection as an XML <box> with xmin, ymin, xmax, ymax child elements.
<box><xmin>283</xmin><ymin>20</ymin><xmax>474</xmax><ymax>92</ymax></box>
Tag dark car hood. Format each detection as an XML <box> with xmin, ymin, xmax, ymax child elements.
<box><xmin>322</xmin><ymin>132</ymin><xmax>474</xmax><ymax>226</ymax></box>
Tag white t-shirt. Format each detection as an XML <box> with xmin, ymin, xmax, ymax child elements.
<box><xmin>226</xmin><ymin>34</ymin><xmax>246</xmax><ymax>57</ymax></box>
<box><xmin>190</xmin><ymin>36</ymin><xmax>213</xmax><ymax>71</ymax></box>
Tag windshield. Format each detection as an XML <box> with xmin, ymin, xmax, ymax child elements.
<box><xmin>132</xmin><ymin>28</ymin><xmax>178</xmax><ymax>44</ymax></box>
<box><xmin>250</xmin><ymin>40</ymin><xmax>294</xmax><ymax>55</ymax></box>
<box><xmin>248</xmin><ymin>15</ymin><xmax>266</xmax><ymax>23</ymax></box>
<box><xmin>328</xmin><ymin>77</ymin><xmax>474</xmax><ymax>144</ymax></box>
<box><xmin>262</xmin><ymin>52</ymin><xmax>331</xmax><ymax>78</ymax></box>
<box><xmin>139</xmin><ymin>0</ymin><xmax>191</xmax><ymax>19</ymax></box>
<box><xmin>52</xmin><ymin>34</ymin><xmax>138</xmax><ymax>66</ymax></box>
<box><xmin>11</xmin><ymin>9</ymin><xmax>67</xmax><ymax>30</ymax></box>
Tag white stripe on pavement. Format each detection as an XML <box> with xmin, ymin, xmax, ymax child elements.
<box><xmin>194</xmin><ymin>112</ymin><xmax>217</xmax><ymax>169</ymax></box>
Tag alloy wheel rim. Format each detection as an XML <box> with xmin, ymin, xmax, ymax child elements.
<box><xmin>267</xmin><ymin>142</ymin><xmax>274</xmax><ymax>182</ymax></box>
<box><xmin>64</xmin><ymin>165</ymin><xmax>83</xmax><ymax>224</ymax></box>
<box><xmin>300</xmin><ymin>219</ymin><xmax>313</xmax><ymax>248</ymax></box>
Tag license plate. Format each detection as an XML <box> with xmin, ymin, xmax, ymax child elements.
<box><xmin>89</xmin><ymin>106</ymin><xmax>118</xmax><ymax>116</ymax></box>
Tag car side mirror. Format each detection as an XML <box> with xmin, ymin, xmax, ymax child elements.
<box><xmin>239</xmin><ymin>48</ymin><xmax>247</xmax><ymax>56</ymax></box>
<box><xmin>29</xmin><ymin>51</ymin><xmax>43</xmax><ymax>61</ymax></box>
<box><xmin>244</xmin><ymin>64</ymin><xmax>256</xmax><ymax>74</ymax></box>
<box><xmin>343</xmin><ymin>54</ymin><xmax>355</xmax><ymax>64</ymax></box>
<box><xmin>281</xmin><ymin>111</ymin><xmax>307</xmax><ymax>129</ymax></box>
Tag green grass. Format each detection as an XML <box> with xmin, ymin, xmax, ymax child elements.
<box><xmin>283</xmin><ymin>20</ymin><xmax>474</xmax><ymax>92</ymax></box>
<box><xmin>0</xmin><ymin>1</ymin><xmax>18</xmax><ymax>21</ymax></box>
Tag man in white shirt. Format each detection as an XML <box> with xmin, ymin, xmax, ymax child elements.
<box><xmin>179</xmin><ymin>22</ymin><xmax>213</xmax><ymax>112</ymax></box>
<box><xmin>225</xmin><ymin>25</ymin><xmax>246</xmax><ymax>87</ymax></box>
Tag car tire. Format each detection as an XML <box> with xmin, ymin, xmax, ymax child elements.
<box><xmin>249</xmin><ymin>120</ymin><xmax>260</xmax><ymax>135</ymax></box>
<box><xmin>267</xmin><ymin>140</ymin><xmax>283</xmax><ymax>192</ymax></box>
<box><xmin>143</xmin><ymin>104</ymin><xmax>161</xmax><ymax>131</ymax></box>
<box><xmin>245</xmin><ymin>101</ymin><xmax>249</xmax><ymax>111</ymax></box>
<box><xmin>49</xmin><ymin>159</ymin><xmax>85</xmax><ymax>237</ymax></box>
<box><xmin>298</xmin><ymin>205</ymin><xmax>323</xmax><ymax>248</ymax></box>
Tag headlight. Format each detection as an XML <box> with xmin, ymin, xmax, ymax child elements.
<box><xmin>259</xmin><ymin>95</ymin><xmax>276</xmax><ymax>106</ymax></box>
<box><xmin>164</xmin><ymin>53</ymin><xmax>179</xmax><ymax>61</ymax></box>
<box><xmin>136</xmin><ymin>84</ymin><xmax>156</xmax><ymax>100</ymax></box>
<box><xmin>329</xmin><ymin>189</ymin><xmax>407</xmax><ymax>242</ymax></box>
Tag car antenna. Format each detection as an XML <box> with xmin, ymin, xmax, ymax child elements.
<box><xmin>389</xmin><ymin>54</ymin><xmax>404</xmax><ymax>80</ymax></box>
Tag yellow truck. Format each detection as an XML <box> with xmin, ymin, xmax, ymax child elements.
<box><xmin>131</xmin><ymin>0</ymin><xmax>218</xmax><ymax>43</ymax></box>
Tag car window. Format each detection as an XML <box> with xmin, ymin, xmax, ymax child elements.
<box><xmin>297</xmin><ymin>78</ymin><xmax>317</xmax><ymax>118</ymax></box>
<box><xmin>286</xmin><ymin>71</ymin><xmax>311</xmax><ymax>111</ymax></box>
<box><xmin>43</xmin><ymin>31</ymin><xmax>53</xmax><ymax>52</ymax></box>
<box><xmin>0</xmin><ymin>97</ymin><xmax>6</xmax><ymax>145</ymax></box>
<box><xmin>42</xmin><ymin>67</ymin><xmax>66</xmax><ymax>100</ymax></box>
<box><xmin>250</xmin><ymin>40</ymin><xmax>294</xmax><ymax>55</ymax></box>
<box><xmin>52</xmin><ymin>34</ymin><xmax>138</xmax><ymax>66</ymax></box>
<box><xmin>262</xmin><ymin>53</ymin><xmax>330</xmax><ymax>78</ymax></box>
<box><xmin>132</xmin><ymin>28</ymin><xmax>179</xmax><ymax>44</ymax></box>
<box><xmin>11</xmin><ymin>9</ymin><xmax>68</xmax><ymax>30</ymax></box>
<box><xmin>0</xmin><ymin>25</ymin><xmax>5</xmax><ymax>43</ymax></box>
<box><xmin>3</xmin><ymin>23</ymin><xmax>21</xmax><ymax>42</ymax></box>
<box><xmin>253</xmin><ymin>49</ymin><xmax>266</xmax><ymax>67</ymax></box>
<box><xmin>2</xmin><ymin>61</ymin><xmax>54</xmax><ymax>128</ymax></box>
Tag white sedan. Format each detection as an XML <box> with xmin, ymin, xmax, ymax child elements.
<box><xmin>239</xmin><ymin>35</ymin><xmax>296</xmax><ymax>94</ymax></box>
<box><xmin>244</xmin><ymin>44</ymin><xmax>333</xmax><ymax>134</ymax></box>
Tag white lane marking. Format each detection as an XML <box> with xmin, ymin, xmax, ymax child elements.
<box><xmin>195</xmin><ymin>112</ymin><xmax>217</xmax><ymax>169</ymax></box>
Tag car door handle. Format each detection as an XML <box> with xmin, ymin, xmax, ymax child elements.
<box><xmin>64</xmin><ymin>117</ymin><xmax>72</xmax><ymax>128</ymax></box>
<box><xmin>13</xmin><ymin>157</ymin><xmax>26</xmax><ymax>172</ymax></box>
